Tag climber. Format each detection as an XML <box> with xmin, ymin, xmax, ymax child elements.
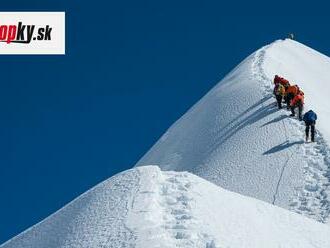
<box><xmin>280</xmin><ymin>79</ymin><xmax>290</xmax><ymax>106</ymax></box>
<box><xmin>303</xmin><ymin>110</ymin><xmax>317</xmax><ymax>142</ymax></box>
<box><xmin>274</xmin><ymin>83</ymin><xmax>286</xmax><ymax>109</ymax></box>
<box><xmin>273</xmin><ymin>75</ymin><xmax>281</xmax><ymax>84</ymax></box>
<box><xmin>290</xmin><ymin>91</ymin><xmax>304</xmax><ymax>121</ymax></box>
<box><xmin>273</xmin><ymin>75</ymin><xmax>290</xmax><ymax>87</ymax></box>
<box><xmin>285</xmin><ymin>84</ymin><xmax>299</xmax><ymax>109</ymax></box>
<box><xmin>288</xmin><ymin>33</ymin><xmax>295</xmax><ymax>40</ymax></box>
<box><xmin>280</xmin><ymin>78</ymin><xmax>290</xmax><ymax>88</ymax></box>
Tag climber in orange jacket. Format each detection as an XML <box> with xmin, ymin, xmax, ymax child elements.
<box><xmin>280</xmin><ymin>78</ymin><xmax>290</xmax><ymax>88</ymax></box>
<box><xmin>290</xmin><ymin>92</ymin><xmax>304</xmax><ymax>120</ymax></box>
<box><xmin>285</xmin><ymin>84</ymin><xmax>299</xmax><ymax>109</ymax></box>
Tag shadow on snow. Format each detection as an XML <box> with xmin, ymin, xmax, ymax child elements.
<box><xmin>263</xmin><ymin>140</ymin><xmax>304</xmax><ymax>155</ymax></box>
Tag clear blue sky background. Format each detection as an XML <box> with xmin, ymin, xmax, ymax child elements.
<box><xmin>1</xmin><ymin>0</ymin><xmax>329</xmax><ymax>243</ymax></box>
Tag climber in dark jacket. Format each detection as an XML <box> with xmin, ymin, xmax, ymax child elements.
<box><xmin>303</xmin><ymin>110</ymin><xmax>317</xmax><ymax>142</ymax></box>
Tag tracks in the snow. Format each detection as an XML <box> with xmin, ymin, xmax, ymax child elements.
<box><xmin>128</xmin><ymin>167</ymin><xmax>217</xmax><ymax>248</ymax></box>
<box><xmin>160</xmin><ymin>172</ymin><xmax>217</xmax><ymax>248</ymax></box>
<box><xmin>252</xmin><ymin>47</ymin><xmax>292</xmax><ymax>206</ymax></box>
<box><xmin>252</xmin><ymin>45</ymin><xmax>330</xmax><ymax>224</ymax></box>
<box><xmin>288</xmin><ymin>119</ymin><xmax>330</xmax><ymax>223</ymax></box>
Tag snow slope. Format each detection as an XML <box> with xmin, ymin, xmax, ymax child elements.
<box><xmin>262</xmin><ymin>41</ymin><xmax>330</xmax><ymax>222</ymax></box>
<box><xmin>137</xmin><ymin>39</ymin><xmax>330</xmax><ymax>223</ymax></box>
<box><xmin>3</xmin><ymin>40</ymin><xmax>330</xmax><ymax>247</ymax></box>
<box><xmin>2</xmin><ymin>166</ymin><xmax>330</xmax><ymax>248</ymax></box>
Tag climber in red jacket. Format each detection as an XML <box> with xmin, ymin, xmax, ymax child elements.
<box><xmin>273</xmin><ymin>75</ymin><xmax>290</xmax><ymax>87</ymax></box>
<box><xmin>290</xmin><ymin>92</ymin><xmax>304</xmax><ymax>121</ymax></box>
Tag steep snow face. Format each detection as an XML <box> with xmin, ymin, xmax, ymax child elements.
<box><xmin>2</xmin><ymin>166</ymin><xmax>330</xmax><ymax>248</ymax></box>
<box><xmin>1</xmin><ymin>168</ymin><xmax>140</xmax><ymax>248</ymax></box>
<box><xmin>136</xmin><ymin>40</ymin><xmax>330</xmax><ymax>222</ymax></box>
<box><xmin>262</xmin><ymin>40</ymin><xmax>330</xmax><ymax>222</ymax></box>
<box><xmin>263</xmin><ymin>40</ymin><xmax>330</xmax><ymax>143</ymax></box>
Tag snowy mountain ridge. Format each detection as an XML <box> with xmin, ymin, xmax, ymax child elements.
<box><xmin>2</xmin><ymin>39</ymin><xmax>330</xmax><ymax>247</ymax></box>
<box><xmin>137</xmin><ymin>39</ymin><xmax>330</xmax><ymax>223</ymax></box>
<box><xmin>2</xmin><ymin>166</ymin><xmax>330</xmax><ymax>248</ymax></box>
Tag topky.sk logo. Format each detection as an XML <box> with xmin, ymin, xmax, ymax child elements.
<box><xmin>0</xmin><ymin>22</ymin><xmax>52</xmax><ymax>44</ymax></box>
<box><xmin>0</xmin><ymin>12</ymin><xmax>65</xmax><ymax>55</ymax></box>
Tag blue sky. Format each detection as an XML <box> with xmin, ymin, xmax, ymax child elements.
<box><xmin>1</xmin><ymin>0</ymin><xmax>330</xmax><ymax>243</ymax></box>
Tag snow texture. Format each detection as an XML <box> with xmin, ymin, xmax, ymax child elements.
<box><xmin>263</xmin><ymin>40</ymin><xmax>330</xmax><ymax>222</ymax></box>
<box><xmin>2</xmin><ymin>39</ymin><xmax>330</xmax><ymax>247</ymax></box>
<box><xmin>2</xmin><ymin>166</ymin><xmax>330</xmax><ymax>248</ymax></box>
<box><xmin>137</xmin><ymin>39</ymin><xmax>330</xmax><ymax>223</ymax></box>
<box><xmin>1</xmin><ymin>168</ymin><xmax>140</xmax><ymax>248</ymax></box>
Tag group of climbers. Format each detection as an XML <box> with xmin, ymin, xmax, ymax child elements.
<box><xmin>273</xmin><ymin>75</ymin><xmax>317</xmax><ymax>142</ymax></box>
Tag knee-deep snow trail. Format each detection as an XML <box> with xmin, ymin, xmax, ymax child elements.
<box><xmin>254</xmin><ymin>44</ymin><xmax>330</xmax><ymax>224</ymax></box>
<box><xmin>161</xmin><ymin>172</ymin><xmax>216</xmax><ymax>247</ymax></box>
<box><xmin>127</xmin><ymin>167</ymin><xmax>217</xmax><ymax>248</ymax></box>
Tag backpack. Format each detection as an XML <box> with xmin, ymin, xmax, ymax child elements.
<box><xmin>303</xmin><ymin>111</ymin><xmax>317</xmax><ymax>122</ymax></box>
<box><xmin>276</xmin><ymin>84</ymin><xmax>285</xmax><ymax>96</ymax></box>
<box><xmin>291</xmin><ymin>94</ymin><xmax>304</xmax><ymax>106</ymax></box>
<box><xmin>280</xmin><ymin>78</ymin><xmax>289</xmax><ymax>86</ymax></box>
<box><xmin>287</xmin><ymin>85</ymin><xmax>298</xmax><ymax>95</ymax></box>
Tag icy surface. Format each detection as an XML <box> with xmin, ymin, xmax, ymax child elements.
<box><xmin>2</xmin><ymin>166</ymin><xmax>330</xmax><ymax>248</ymax></box>
<box><xmin>137</xmin><ymin>39</ymin><xmax>330</xmax><ymax>223</ymax></box>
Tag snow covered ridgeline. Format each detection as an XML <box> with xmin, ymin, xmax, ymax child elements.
<box><xmin>2</xmin><ymin>166</ymin><xmax>330</xmax><ymax>248</ymax></box>
<box><xmin>136</xmin><ymin>39</ymin><xmax>330</xmax><ymax>221</ymax></box>
<box><xmin>3</xmin><ymin>39</ymin><xmax>330</xmax><ymax>247</ymax></box>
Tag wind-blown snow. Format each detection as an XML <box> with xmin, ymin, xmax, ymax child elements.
<box><xmin>137</xmin><ymin>39</ymin><xmax>330</xmax><ymax>223</ymax></box>
<box><xmin>2</xmin><ymin>166</ymin><xmax>330</xmax><ymax>248</ymax></box>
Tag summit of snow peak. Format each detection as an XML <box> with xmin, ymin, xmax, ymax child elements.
<box><xmin>137</xmin><ymin>39</ymin><xmax>330</xmax><ymax>223</ymax></box>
